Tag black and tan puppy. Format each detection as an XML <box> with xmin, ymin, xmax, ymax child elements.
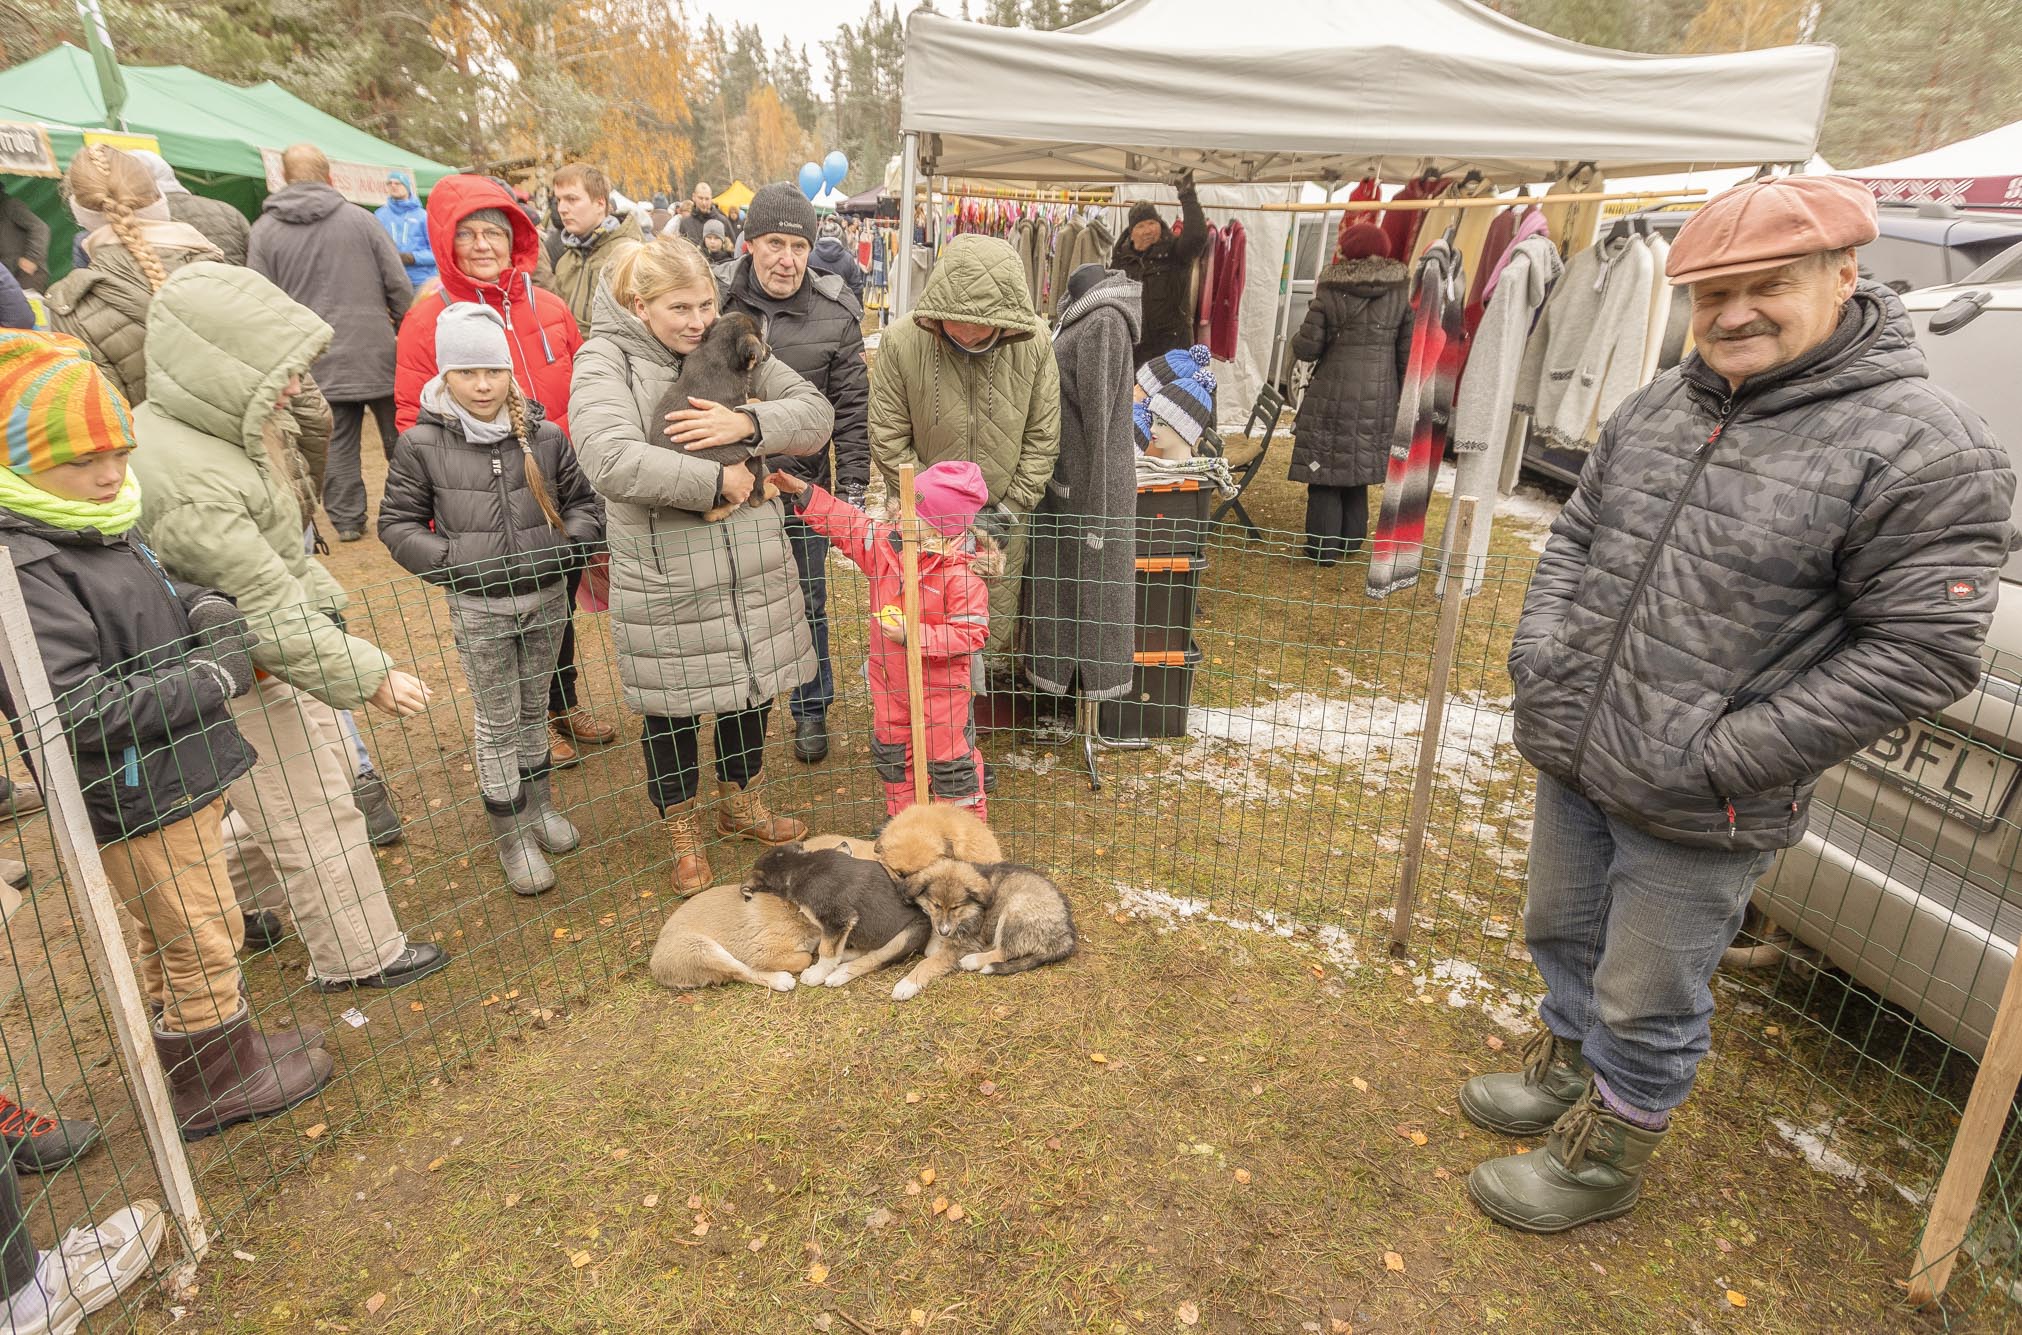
<box><xmin>742</xmin><ymin>843</ymin><xmax>928</xmax><ymax>988</ymax></box>
<box><xmin>653</xmin><ymin>312</ymin><xmax>774</xmax><ymax>522</ymax></box>
<box><xmin>892</xmin><ymin>859</ymin><xmax>1077</xmax><ymax>1001</ymax></box>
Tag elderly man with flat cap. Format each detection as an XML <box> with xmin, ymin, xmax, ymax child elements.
<box><xmin>1458</xmin><ymin>176</ymin><xmax>2016</xmax><ymax>1232</ymax></box>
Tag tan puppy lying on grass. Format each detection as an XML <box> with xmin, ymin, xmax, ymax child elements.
<box><xmin>648</xmin><ymin>835</ymin><xmax>880</xmax><ymax>991</ymax></box>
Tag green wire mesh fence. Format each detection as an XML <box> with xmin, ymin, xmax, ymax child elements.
<box><xmin>0</xmin><ymin>474</ymin><xmax>2018</xmax><ymax>1326</ymax></box>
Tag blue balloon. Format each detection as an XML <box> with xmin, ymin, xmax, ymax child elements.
<box><xmin>798</xmin><ymin>162</ymin><xmax>823</xmax><ymax>199</ymax></box>
<box><xmin>822</xmin><ymin>151</ymin><xmax>849</xmax><ymax>188</ymax></box>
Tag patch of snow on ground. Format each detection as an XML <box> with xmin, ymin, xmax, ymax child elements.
<box><xmin>1771</xmin><ymin>1116</ymin><xmax>1868</xmax><ymax>1188</ymax></box>
<box><xmin>1432</xmin><ymin>464</ymin><xmax>1564</xmax><ymax>553</ymax></box>
<box><xmin>1414</xmin><ymin>958</ymin><xmax>1539</xmax><ymax>1033</ymax></box>
<box><xmin>1109</xmin><ymin>883</ymin><xmax>1359</xmax><ymax>972</ymax></box>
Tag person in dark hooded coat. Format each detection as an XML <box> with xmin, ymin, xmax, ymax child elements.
<box><xmin>1109</xmin><ymin>175</ymin><xmax>1209</xmax><ymax>369</ymax></box>
<box><xmin>1286</xmin><ymin>223</ymin><xmax>1412</xmax><ymax>565</ymax></box>
<box><xmin>1026</xmin><ymin>265</ymin><xmax>1142</xmax><ymax>706</ymax></box>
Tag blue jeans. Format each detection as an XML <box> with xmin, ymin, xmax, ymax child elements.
<box><xmin>786</xmin><ymin>516</ymin><xmax>834</xmax><ymax>723</ymax></box>
<box><xmin>1525</xmin><ymin>772</ymin><xmax>1773</xmax><ymax>1113</ymax></box>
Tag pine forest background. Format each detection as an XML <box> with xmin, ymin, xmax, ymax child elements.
<box><xmin>0</xmin><ymin>0</ymin><xmax>2014</xmax><ymax>212</ymax></box>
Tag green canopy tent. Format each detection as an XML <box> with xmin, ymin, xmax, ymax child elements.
<box><xmin>0</xmin><ymin>43</ymin><xmax>458</xmax><ymax>281</ymax></box>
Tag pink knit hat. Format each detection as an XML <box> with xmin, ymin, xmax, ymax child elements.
<box><xmin>1666</xmin><ymin>175</ymin><xmax>1879</xmax><ymax>287</ymax></box>
<box><xmin>913</xmin><ymin>461</ymin><xmax>988</xmax><ymax>537</ymax></box>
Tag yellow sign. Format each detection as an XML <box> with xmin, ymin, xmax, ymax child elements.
<box><xmin>0</xmin><ymin>121</ymin><xmax>58</xmax><ymax>178</ymax></box>
<box><xmin>82</xmin><ymin>130</ymin><xmax>161</xmax><ymax>156</ymax></box>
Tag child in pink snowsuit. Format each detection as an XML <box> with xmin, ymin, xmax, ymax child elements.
<box><xmin>771</xmin><ymin>462</ymin><xmax>991</xmax><ymax>818</ymax></box>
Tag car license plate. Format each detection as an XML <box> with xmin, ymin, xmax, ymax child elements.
<box><xmin>1851</xmin><ymin>723</ymin><xmax>2022</xmax><ymax>829</ymax></box>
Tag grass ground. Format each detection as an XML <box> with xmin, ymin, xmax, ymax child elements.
<box><xmin>0</xmin><ymin>425</ymin><xmax>1997</xmax><ymax>1330</ymax></box>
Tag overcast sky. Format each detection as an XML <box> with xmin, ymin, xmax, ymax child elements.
<box><xmin>685</xmin><ymin>0</ymin><xmax>884</xmax><ymax>73</ymax></box>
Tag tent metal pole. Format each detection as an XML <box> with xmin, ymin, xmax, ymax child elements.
<box><xmin>895</xmin><ymin>131</ymin><xmax>920</xmax><ymax>315</ymax></box>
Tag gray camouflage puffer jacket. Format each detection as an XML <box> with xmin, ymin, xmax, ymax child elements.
<box><xmin>1512</xmin><ymin>283</ymin><xmax>2016</xmax><ymax>851</ymax></box>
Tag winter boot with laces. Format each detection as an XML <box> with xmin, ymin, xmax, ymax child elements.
<box><xmin>486</xmin><ymin>793</ymin><xmax>555</xmax><ymax>897</ymax></box>
<box><xmin>521</xmin><ymin>769</ymin><xmax>581</xmax><ymax>855</ymax></box>
<box><xmin>1466</xmin><ymin>1079</ymin><xmax>1666</xmax><ymax>1233</ymax></box>
<box><xmin>664</xmin><ymin>800</ymin><xmax>712</xmax><ymax>897</ymax></box>
<box><xmin>1459</xmin><ymin>1026</ymin><xmax>1592</xmax><ymax>1136</ymax></box>
<box><xmin>716</xmin><ymin>779</ymin><xmax>805</xmax><ymax>845</ymax></box>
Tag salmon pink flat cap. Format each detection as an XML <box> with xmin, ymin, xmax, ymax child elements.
<box><xmin>1666</xmin><ymin>175</ymin><xmax>1879</xmax><ymax>286</ymax></box>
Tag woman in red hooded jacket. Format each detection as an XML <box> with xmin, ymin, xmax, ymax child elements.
<box><xmin>394</xmin><ymin>175</ymin><xmax>616</xmax><ymax>756</ymax></box>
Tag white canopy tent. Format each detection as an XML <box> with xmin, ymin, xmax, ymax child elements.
<box><xmin>1845</xmin><ymin>119</ymin><xmax>2022</xmax><ymax>211</ymax></box>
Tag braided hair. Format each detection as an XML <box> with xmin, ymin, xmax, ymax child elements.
<box><xmin>505</xmin><ymin>384</ymin><xmax>566</xmax><ymax>532</ymax></box>
<box><xmin>68</xmin><ymin>144</ymin><xmax>169</xmax><ymax>292</ymax></box>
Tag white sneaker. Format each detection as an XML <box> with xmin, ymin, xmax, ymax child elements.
<box><xmin>2</xmin><ymin>1199</ymin><xmax>164</xmax><ymax>1334</ymax></box>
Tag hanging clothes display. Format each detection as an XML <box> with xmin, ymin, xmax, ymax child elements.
<box><xmin>1379</xmin><ymin>171</ymin><xmax>1449</xmax><ymax>269</ymax></box>
<box><xmin>1193</xmin><ymin>221</ymin><xmax>1220</xmax><ymax>347</ymax></box>
<box><xmin>1637</xmin><ymin>232</ymin><xmax>1672</xmax><ymax>385</ymax></box>
<box><xmin>1514</xmin><ymin>230</ymin><xmax>1653</xmax><ymax>451</ymax></box>
<box><xmin>1207</xmin><ymin>219</ymin><xmax>1247</xmax><ymax>361</ymax></box>
<box><xmin>1440</xmin><ymin>231</ymin><xmax>1564</xmax><ymax>597</ymax></box>
<box><xmin>1460</xmin><ymin>204</ymin><xmax>1537</xmax><ymax>347</ymax></box>
<box><xmin>1411</xmin><ymin>172</ymin><xmax>1491</xmax><ymax>267</ymax></box>
<box><xmin>1540</xmin><ymin>164</ymin><xmax>1602</xmax><ymax>259</ymax></box>
<box><xmin>1334</xmin><ymin>176</ymin><xmax>1383</xmax><ymax>256</ymax></box>
<box><xmin>1368</xmin><ymin>237</ymin><xmax>1466</xmax><ymax>599</ymax></box>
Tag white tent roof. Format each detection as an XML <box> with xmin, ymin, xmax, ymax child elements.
<box><xmin>1845</xmin><ymin>120</ymin><xmax>2022</xmax><ymax>210</ymax></box>
<box><xmin>901</xmin><ymin>0</ymin><xmax>1838</xmax><ymax>185</ymax></box>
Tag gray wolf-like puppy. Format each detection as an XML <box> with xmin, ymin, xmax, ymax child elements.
<box><xmin>652</xmin><ymin>312</ymin><xmax>774</xmax><ymax>522</ymax></box>
<box><xmin>874</xmin><ymin>803</ymin><xmax>1004</xmax><ymax>877</ymax></box>
<box><xmin>649</xmin><ymin>885</ymin><xmax>819</xmax><ymax>992</ymax></box>
<box><xmin>742</xmin><ymin>843</ymin><xmax>928</xmax><ymax>988</ymax></box>
<box><xmin>891</xmin><ymin>859</ymin><xmax>1077</xmax><ymax>1001</ymax></box>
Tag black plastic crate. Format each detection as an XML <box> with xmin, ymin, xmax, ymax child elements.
<box><xmin>1098</xmin><ymin>642</ymin><xmax>1202</xmax><ymax>740</ymax></box>
<box><xmin>1134</xmin><ymin>554</ymin><xmax>1207</xmax><ymax>654</ymax></box>
<box><xmin>1136</xmin><ymin>480</ymin><xmax>1210</xmax><ymax>556</ymax></box>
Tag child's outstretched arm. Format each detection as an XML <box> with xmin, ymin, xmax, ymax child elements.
<box><xmin>770</xmin><ymin>472</ymin><xmax>880</xmax><ymax>572</ymax></box>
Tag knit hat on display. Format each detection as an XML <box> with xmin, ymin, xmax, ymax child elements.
<box><xmin>1131</xmin><ymin>400</ymin><xmax>1154</xmax><ymax>452</ymax></box>
<box><xmin>1666</xmin><ymin>175</ymin><xmax>1880</xmax><ymax>286</ymax></box>
<box><xmin>1136</xmin><ymin>343</ymin><xmax>1212</xmax><ymax>397</ymax></box>
<box><xmin>0</xmin><ymin>330</ymin><xmax>137</xmax><ymax>475</ymax></box>
<box><xmin>744</xmin><ymin>182</ymin><xmax>818</xmax><ymax>242</ymax></box>
<box><xmin>435</xmin><ymin>303</ymin><xmax>514</xmax><ymax>373</ymax></box>
<box><xmin>913</xmin><ymin>460</ymin><xmax>990</xmax><ymax>537</ymax></box>
<box><xmin>1335</xmin><ymin>222</ymin><xmax>1391</xmax><ymax>263</ymax></box>
<box><xmin>1147</xmin><ymin>367</ymin><xmax>1216</xmax><ymax>448</ymax></box>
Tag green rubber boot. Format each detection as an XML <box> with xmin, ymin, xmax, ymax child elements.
<box><xmin>1459</xmin><ymin>1027</ymin><xmax>1591</xmax><ymax>1136</ymax></box>
<box><xmin>1466</xmin><ymin>1081</ymin><xmax>1666</xmax><ymax>1234</ymax></box>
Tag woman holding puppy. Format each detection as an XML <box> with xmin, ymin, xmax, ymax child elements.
<box><xmin>570</xmin><ymin>236</ymin><xmax>834</xmax><ymax>895</ymax></box>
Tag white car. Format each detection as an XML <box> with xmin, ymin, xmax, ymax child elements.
<box><xmin>1749</xmin><ymin>264</ymin><xmax>2022</xmax><ymax>1059</ymax></box>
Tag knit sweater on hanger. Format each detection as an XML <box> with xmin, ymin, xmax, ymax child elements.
<box><xmin>1514</xmin><ymin>232</ymin><xmax>1651</xmax><ymax>451</ymax></box>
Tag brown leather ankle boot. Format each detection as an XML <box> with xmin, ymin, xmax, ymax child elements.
<box><xmin>716</xmin><ymin>780</ymin><xmax>805</xmax><ymax>845</ymax></box>
<box><xmin>153</xmin><ymin>1006</ymin><xmax>334</xmax><ymax>1141</ymax></box>
<box><xmin>665</xmin><ymin>799</ymin><xmax>712</xmax><ymax>896</ymax></box>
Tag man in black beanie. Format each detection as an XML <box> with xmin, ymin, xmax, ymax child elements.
<box><xmin>715</xmin><ymin>182</ymin><xmax>868</xmax><ymax>765</ymax></box>
<box><xmin>1111</xmin><ymin>172</ymin><xmax>1209</xmax><ymax>368</ymax></box>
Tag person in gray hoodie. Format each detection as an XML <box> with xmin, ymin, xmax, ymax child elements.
<box><xmin>248</xmin><ymin>143</ymin><xmax>413</xmax><ymax>542</ymax></box>
<box><xmin>1461</xmin><ymin>177</ymin><xmax>2018</xmax><ymax>1236</ymax></box>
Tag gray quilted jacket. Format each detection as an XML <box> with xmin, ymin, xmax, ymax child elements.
<box><xmin>1512</xmin><ymin>283</ymin><xmax>2016</xmax><ymax>851</ymax></box>
<box><xmin>570</xmin><ymin>284</ymin><xmax>833</xmax><ymax>718</ymax></box>
<box><xmin>1288</xmin><ymin>257</ymin><xmax>1412</xmax><ymax>489</ymax></box>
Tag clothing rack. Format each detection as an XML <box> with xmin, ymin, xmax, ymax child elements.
<box><xmin>1260</xmin><ymin>189</ymin><xmax>1706</xmax><ymax>214</ymax></box>
<box><xmin>927</xmin><ymin>185</ymin><xmax>1117</xmax><ymax>205</ymax></box>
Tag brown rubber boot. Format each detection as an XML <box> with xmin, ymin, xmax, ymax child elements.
<box><xmin>665</xmin><ymin>799</ymin><xmax>712</xmax><ymax>896</ymax></box>
<box><xmin>716</xmin><ymin>780</ymin><xmax>805</xmax><ymax>845</ymax></box>
<box><xmin>153</xmin><ymin>1006</ymin><xmax>334</xmax><ymax>1142</ymax></box>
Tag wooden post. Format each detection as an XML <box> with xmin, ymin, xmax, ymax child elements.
<box><xmin>1909</xmin><ymin>947</ymin><xmax>2022</xmax><ymax>1305</ymax></box>
<box><xmin>1390</xmin><ymin>498</ymin><xmax>1476</xmax><ymax>957</ymax></box>
<box><xmin>896</xmin><ymin>465</ymin><xmax>932</xmax><ymax>803</ymax></box>
<box><xmin>0</xmin><ymin>552</ymin><xmax>208</xmax><ymax>1279</ymax></box>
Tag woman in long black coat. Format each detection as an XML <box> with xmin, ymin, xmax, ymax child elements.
<box><xmin>1287</xmin><ymin>224</ymin><xmax>1412</xmax><ymax>565</ymax></box>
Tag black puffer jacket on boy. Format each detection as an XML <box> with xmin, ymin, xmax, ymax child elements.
<box><xmin>0</xmin><ymin>510</ymin><xmax>254</xmax><ymax>842</ymax></box>
<box><xmin>378</xmin><ymin>392</ymin><xmax>605</xmax><ymax>599</ymax></box>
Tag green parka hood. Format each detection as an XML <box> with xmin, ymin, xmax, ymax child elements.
<box><xmin>910</xmin><ymin>235</ymin><xmax>1044</xmax><ymax>342</ymax></box>
<box><xmin>143</xmin><ymin>261</ymin><xmax>333</xmax><ymax>458</ymax></box>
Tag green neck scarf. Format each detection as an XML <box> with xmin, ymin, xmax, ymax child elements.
<box><xmin>0</xmin><ymin>467</ymin><xmax>142</xmax><ymax>536</ymax></box>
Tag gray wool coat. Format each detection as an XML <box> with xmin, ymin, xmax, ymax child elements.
<box><xmin>570</xmin><ymin>285</ymin><xmax>834</xmax><ymax>719</ymax></box>
<box><xmin>1514</xmin><ymin>284</ymin><xmax>2016</xmax><ymax>851</ymax></box>
<box><xmin>247</xmin><ymin>181</ymin><xmax>412</xmax><ymax>402</ymax></box>
<box><xmin>1288</xmin><ymin>257</ymin><xmax>1412</xmax><ymax>489</ymax></box>
<box><xmin>1025</xmin><ymin>273</ymin><xmax>1142</xmax><ymax>701</ymax></box>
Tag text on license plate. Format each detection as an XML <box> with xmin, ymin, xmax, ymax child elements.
<box><xmin>1854</xmin><ymin>723</ymin><xmax>2021</xmax><ymax>825</ymax></box>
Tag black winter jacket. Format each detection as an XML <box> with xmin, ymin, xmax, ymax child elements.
<box><xmin>1110</xmin><ymin>185</ymin><xmax>1209</xmax><ymax>368</ymax></box>
<box><xmin>1289</xmin><ymin>257</ymin><xmax>1413</xmax><ymax>489</ymax></box>
<box><xmin>0</xmin><ymin>510</ymin><xmax>254</xmax><ymax>842</ymax></box>
<box><xmin>715</xmin><ymin>256</ymin><xmax>871</xmax><ymax>493</ymax></box>
<box><xmin>1513</xmin><ymin>284</ymin><xmax>2017</xmax><ymax>851</ymax></box>
<box><xmin>379</xmin><ymin>395</ymin><xmax>605</xmax><ymax>599</ymax></box>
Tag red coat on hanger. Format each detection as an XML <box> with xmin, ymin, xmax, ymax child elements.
<box><xmin>1208</xmin><ymin>219</ymin><xmax>1246</xmax><ymax>362</ymax></box>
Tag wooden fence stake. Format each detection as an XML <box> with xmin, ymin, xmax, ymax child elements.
<box><xmin>1909</xmin><ymin>946</ymin><xmax>2022</xmax><ymax>1305</ymax></box>
<box><xmin>0</xmin><ymin>551</ymin><xmax>208</xmax><ymax>1282</ymax></box>
<box><xmin>1390</xmin><ymin>498</ymin><xmax>1477</xmax><ymax>958</ymax></box>
<box><xmin>897</xmin><ymin>465</ymin><xmax>931</xmax><ymax>803</ymax></box>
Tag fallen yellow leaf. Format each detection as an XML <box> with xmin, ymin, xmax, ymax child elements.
<box><xmin>919</xmin><ymin>1167</ymin><xmax>936</xmax><ymax>1186</ymax></box>
<box><xmin>1351</xmin><ymin>1077</ymin><xmax>1369</xmax><ymax>1093</ymax></box>
<box><xmin>553</xmin><ymin>927</ymin><xmax>569</xmax><ymax>940</ymax></box>
<box><xmin>505</xmin><ymin>989</ymin><xmax>521</xmax><ymax>1000</ymax></box>
<box><xmin>1726</xmin><ymin>1291</ymin><xmax>1747</xmax><ymax>1308</ymax></box>
<box><xmin>426</xmin><ymin>1156</ymin><xmax>447</xmax><ymax>1172</ymax></box>
<box><xmin>303</xmin><ymin>1123</ymin><xmax>327</xmax><ymax>1140</ymax></box>
<box><xmin>642</xmin><ymin>1193</ymin><xmax>659</xmax><ymax>1208</ymax></box>
<box><xmin>1409</xmin><ymin>1131</ymin><xmax>1428</xmax><ymax>1147</ymax></box>
<box><xmin>1234</xmin><ymin>1169</ymin><xmax>1252</xmax><ymax>1184</ymax></box>
<box><xmin>904</xmin><ymin>1181</ymin><xmax>922</xmax><ymax>1196</ymax></box>
<box><xmin>1089</xmin><ymin>1052</ymin><xmax>1108</xmax><ymax>1064</ymax></box>
<box><xmin>690</xmin><ymin>1220</ymin><xmax>709</xmax><ymax>1237</ymax></box>
<box><xmin>639</xmin><ymin>889</ymin><xmax>654</xmax><ymax>899</ymax></box>
<box><xmin>408</xmin><ymin>1001</ymin><xmax>425</xmax><ymax>1013</ymax></box>
<box><xmin>365</xmin><ymin>1292</ymin><xmax>387</xmax><ymax>1315</ymax></box>
<box><xmin>503</xmin><ymin>1193</ymin><xmax>522</xmax><ymax>1209</ymax></box>
<box><xmin>748</xmin><ymin>1235</ymin><xmax>767</xmax><ymax>1253</ymax></box>
<box><xmin>1177</xmin><ymin>1300</ymin><xmax>1200</xmax><ymax>1326</ymax></box>
<box><xmin>481</xmin><ymin>995</ymin><xmax>500</xmax><ymax>1008</ymax></box>
<box><xmin>904</xmin><ymin>1091</ymin><xmax>921</xmax><ymax>1104</ymax></box>
<box><xmin>570</xmin><ymin>1251</ymin><xmax>591</xmax><ymax>1269</ymax></box>
<box><xmin>910</xmin><ymin>1310</ymin><xmax>928</xmax><ymax>1326</ymax></box>
<box><xmin>687</xmin><ymin>1194</ymin><xmax>703</xmax><ymax>1210</ymax></box>
<box><xmin>946</xmin><ymin>1203</ymin><xmax>966</xmax><ymax>1222</ymax></box>
<box><xmin>808</xmin><ymin>1261</ymin><xmax>830</xmax><ymax>1285</ymax></box>
<box><xmin>1384</xmin><ymin>1251</ymin><xmax>1405</xmax><ymax>1273</ymax></box>
<box><xmin>1331</xmin><ymin>1321</ymin><xmax>1352</xmax><ymax>1334</ymax></box>
<box><xmin>931</xmin><ymin>1195</ymin><xmax>950</xmax><ymax>1215</ymax></box>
